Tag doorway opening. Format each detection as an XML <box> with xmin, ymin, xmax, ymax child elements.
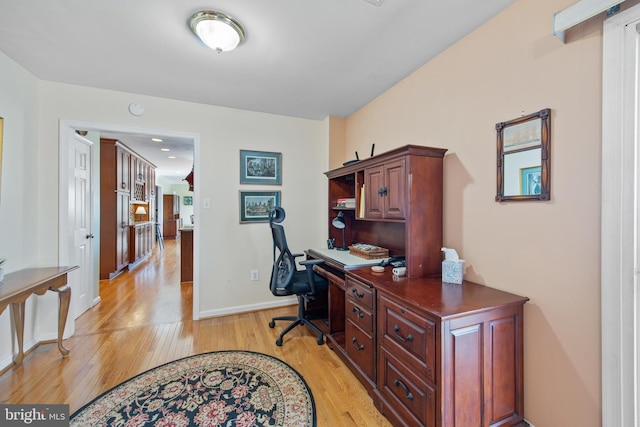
<box><xmin>58</xmin><ymin>120</ymin><xmax>201</xmax><ymax>326</ymax></box>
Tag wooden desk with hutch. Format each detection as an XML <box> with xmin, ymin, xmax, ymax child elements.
<box><xmin>308</xmin><ymin>145</ymin><xmax>529</xmax><ymax>427</ymax></box>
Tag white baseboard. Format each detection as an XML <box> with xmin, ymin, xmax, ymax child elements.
<box><xmin>0</xmin><ymin>354</ymin><xmax>14</xmax><ymax>372</ymax></box>
<box><xmin>0</xmin><ymin>336</ymin><xmax>41</xmax><ymax>372</ymax></box>
<box><xmin>198</xmin><ymin>297</ymin><xmax>297</xmax><ymax>319</ymax></box>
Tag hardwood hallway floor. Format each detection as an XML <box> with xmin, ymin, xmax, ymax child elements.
<box><xmin>0</xmin><ymin>238</ymin><xmax>392</xmax><ymax>426</ymax></box>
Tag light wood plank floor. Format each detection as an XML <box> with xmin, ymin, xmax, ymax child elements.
<box><xmin>0</xmin><ymin>238</ymin><xmax>392</xmax><ymax>427</ymax></box>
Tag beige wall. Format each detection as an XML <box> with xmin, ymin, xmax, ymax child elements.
<box><xmin>0</xmin><ymin>50</ymin><xmax>47</xmax><ymax>368</ymax></box>
<box><xmin>328</xmin><ymin>116</ymin><xmax>346</xmax><ymax>170</ymax></box>
<box><xmin>344</xmin><ymin>0</ymin><xmax>617</xmax><ymax>425</ymax></box>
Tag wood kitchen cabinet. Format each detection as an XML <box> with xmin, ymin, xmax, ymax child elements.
<box><xmin>180</xmin><ymin>227</ymin><xmax>193</xmax><ymax>282</ymax></box>
<box><xmin>130</xmin><ymin>222</ymin><xmax>153</xmax><ymax>268</ymax></box>
<box><xmin>116</xmin><ymin>145</ymin><xmax>131</xmax><ymax>193</ymax></box>
<box><xmin>131</xmin><ymin>155</ymin><xmax>155</xmax><ymax>203</ymax></box>
<box><xmin>163</xmin><ymin>194</ymin><xmax>180</xmax><ymax>239</ymax></box>
<box><xmin>100</xmin><ymin>138</ymin><xmax>156</xmax><ymax>279</ymax></box>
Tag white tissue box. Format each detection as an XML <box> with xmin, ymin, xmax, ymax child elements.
<box><xmin>442</xmin><ymin>260</ymin><xmax>464</xmax><ymax>284</ymax></box>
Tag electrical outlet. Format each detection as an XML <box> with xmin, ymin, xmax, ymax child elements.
<box><xmin>250</xmin><ymin>270</ymin><xmax>259</xmax><ymax>281</ymax></box>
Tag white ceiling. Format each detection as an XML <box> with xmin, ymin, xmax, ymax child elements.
<box><xmin>0</xmin><ymin>0</ymin><xmax>516</xmax><ymax>182</ymax></box>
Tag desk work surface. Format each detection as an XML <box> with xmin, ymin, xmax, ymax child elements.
<box><xmin>307</xmin><ymin>248</ymin><xmax>388</xmax><ymax>269</ymax></box>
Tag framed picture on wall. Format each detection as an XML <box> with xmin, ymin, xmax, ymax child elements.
<box><xmin>240</xmin><ymin>150</ymin><xmax>282</xmax><ymax>185</ymax></box>
<box><xmin>184</xmin><ymin>196</ymin><xmax>193</xmax><ymax>205</ymax></box>
<box><xmin>239</xmin><ymin>191</ymin><xmax>281</xmax><ymax>223</ymax></box>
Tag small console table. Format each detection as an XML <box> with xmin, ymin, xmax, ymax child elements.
<box><xmin>0</xmin><ymin>266</ymin><xmax>78</xmax><ymax>364</ymax></box>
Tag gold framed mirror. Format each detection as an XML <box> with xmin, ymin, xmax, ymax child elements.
<box><xmin>496</xmin><ymin>108</ymin><xmax>550</xmax><ymax>202</ymax></box>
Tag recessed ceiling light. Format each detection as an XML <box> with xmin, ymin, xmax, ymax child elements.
<box><xmin>168</xmin><ymin>156</ymin><xmax>177</xmax><ymax>159</ymax></box>
<box><xmin>151</xmin><ymin>138</ymin><xmax>163</xmax><ymax>142</ymax></box>
<box><xmin>161</xmin><ymin>148</ymin><xmax>170</xmax><ymax>152</ymax></box>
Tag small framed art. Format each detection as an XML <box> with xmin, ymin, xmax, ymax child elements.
<box><xmin>240</xmin><ymin>150</ymin><xmax>282</xmax><ymax>185</ymax></box>
<box><xmin>184</xmin><ymin>196</ymin><xmax>193</xmax><ymax>205</ymax></box>
<box><xmin>239</xmin><ymin>191</ymin><xmax>281</xmax><ymax>223</ymax></box>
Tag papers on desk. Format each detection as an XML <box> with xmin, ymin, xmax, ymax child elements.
<box><xmin>310</xmin><ymin>247</ymin><xmax>387</xmax><ymax>269</ymax></box>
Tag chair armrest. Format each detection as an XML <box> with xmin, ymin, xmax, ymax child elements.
<box><xmin>299</xmin><ymin>259</ymin><xmax>325</xmax><ymax>266</ymax></box>
<box><xmin>300</xmin><ymin>259</ymin><xmax>326</xmax><ymax>294</ymax></box>
<box><xmin>292</xmin><ymin>253</ymin><xmax>305</xmax><ymax>259</ymax></box>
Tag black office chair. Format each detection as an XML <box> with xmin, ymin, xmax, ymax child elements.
<box><xmin>268</xmin><ymin>207</ymin><xmax>328</xmax><ymax>346</ymax></box>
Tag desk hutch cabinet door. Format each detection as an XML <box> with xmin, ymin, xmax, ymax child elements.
<box><xmin>382</xmin><ymin>158</ymin><xmax>405</xmax><ymax>219</ymax></box>
<box><xmin>364</xmin><ymin>165</ymin><xmax>384</xmax><ymax>219</ymax></box>
<box><xmin>363</xmin><ymin>159</ymin><xmax>406</xmax><ymax>220</ymax></box>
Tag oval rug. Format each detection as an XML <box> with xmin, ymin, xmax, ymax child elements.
<box><xmin>70</xmin><ymin>350</ymin><xmax>316</xmax><ymax>427</ymax></box>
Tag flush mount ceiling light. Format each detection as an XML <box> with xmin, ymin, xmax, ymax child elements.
<box><xmin>189</xmin><ymin>10</ymin><xmax>245</xmax><ymax>53</ymax></box>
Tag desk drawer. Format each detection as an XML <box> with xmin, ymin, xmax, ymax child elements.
<box><xmin>379</xmin><ymin>345</ymin><xmax>436</xmax><ymax>427</ymax></box>
<box><xmin>346</xmin><ymin>298</ymin><xmax>374</xmax><ymax>333</ymax></box>
<box><xmin>379</xmin><ymin>294</ymin><xmax>436</xmax><ymax>383</ymax></box>
<box><xmin>346</xmin><ymin>320</ymin><xmax>375</xmax><ymax>381</ymax></box>
<box><xmin>346</xmin><ymin>276</ymin><xmax>374</xmax><ymax>310</ymax></box>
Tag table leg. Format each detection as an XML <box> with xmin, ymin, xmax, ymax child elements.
<box><xmin>9</xmin><ymin>302</ymin><xmax>25</xmax><ymax>364</ymax></box>
<box><xmin>51</xmin><ymin>284</ymin><xmax>71</xmax><ymax>357</ymax></box>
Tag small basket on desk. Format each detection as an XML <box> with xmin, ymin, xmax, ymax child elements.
<box><xmin>348</xmin><ymin>244</ymin><xmax>389</xmax><ymax>260</ymax></box>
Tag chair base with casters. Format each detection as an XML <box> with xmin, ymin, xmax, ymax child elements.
<box><xmin>268</xmin><ymin>207</ymin><xmax>328</xmax><ymax>346</ymax></box>
<box><xmin>269</xmin><ymin>292</ymin><xmax>326</xmax><ymax>346</ymax></box>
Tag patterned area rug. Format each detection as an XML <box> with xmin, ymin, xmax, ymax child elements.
<box><xmin>70</xmin><ymin>350</ymin><xmax>316</xmax><ymax>426</ymax></box>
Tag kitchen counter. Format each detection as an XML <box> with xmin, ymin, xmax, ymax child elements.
<box><xmin>180</xmin><ymin>227</ymin><xmax>193</xmax><ymax>282</ymax></box>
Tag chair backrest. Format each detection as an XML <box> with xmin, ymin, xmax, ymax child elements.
<box><xmin>269</xmin><ymin>208</ymin><xmax>295</xmax><ymax>295</ymax></box>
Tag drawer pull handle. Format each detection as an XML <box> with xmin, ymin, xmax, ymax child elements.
<box><xmin>351</xmin><ymin>337</ymin><xmax>364</xmax><ymax>351</ymax></box>
<box><xmin>393</xmin><ymin>379</ymin><xmax>414</xmax><ymax>401</ymax></box>
<box><xmin>393</xmin><ymin>325</ymin><xmax>414</xmax><ymax>342</ymax></box>
<box><xmin>351</xmin><ymin>288</ymin><xmax>365</xmax><ymax>298</ymax></box>
<box><xmin>352</xmin><ymin>306</ymin><xmax>364</xmax><ymax>318</ymax></box>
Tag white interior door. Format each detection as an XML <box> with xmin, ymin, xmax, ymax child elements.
<box><xmin>69</xmin><ymin>132</ymin><xmax>93</xmax><ymax>318</ymax></box>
